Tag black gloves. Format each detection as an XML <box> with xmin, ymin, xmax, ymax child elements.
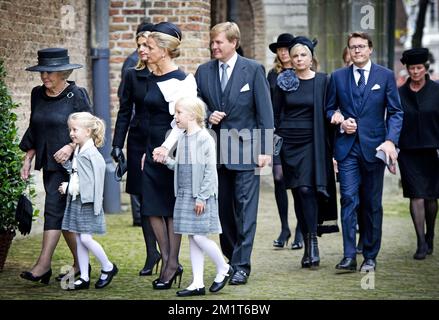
<box><xmin>111</xmin><ymin>146</ymin><xmax>125</xmax><ymax>163</ymax></box>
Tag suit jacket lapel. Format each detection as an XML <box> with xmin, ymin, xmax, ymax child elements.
<box><xmin>208</xmin><ymin>61</ymin><xmax>222</xmax><ymax>111</ymax></box>
<box><xmin>224</xmin><ymin>55</ymin><xmax>247</xmax><ymax>114</ymax></box>
<box><xmin>359</xmin><ymin>63</ymin><xmax>378</xmax><ymax>112</ymax></box>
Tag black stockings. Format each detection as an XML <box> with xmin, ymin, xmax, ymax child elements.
<box><xmin>410</xmin><ymin>198</ymin><xmax>438</xmax><ymax>246</ymax></box>
<box><xmin>292</xmin><ymin>186</ymin><xmax>318</xmax><ymax>235</ymax></box>
<box><xmin>149</xmin><ymin>216</ymin><xmax>181</xmax><ymax>282</ymax></box>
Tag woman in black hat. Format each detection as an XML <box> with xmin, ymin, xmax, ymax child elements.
<box><xmin>267</xmin><ymin>33</ymin><xmax>304</xmax><ymax>251</ymax></box>
<box><xmin>19</xmin><ymin>48</ymin><xmax>92</xmax><ymax>284</ymax></box>
<box><xmin>112</xmin><ymin>28</ymin><xmax>161</xmax><ymax>276</ymax></box>
<box><xmin>139</xmin><ymin>22</ymin><xmax>197</xmax><ymax>290</ymax></box>
<box><xmin>273</xmin><ymin>36</ymin><xmax>338</xmax><ymax>269</ymax></box>
<box><xmin>398</xmin><ymin>48</ymin><xmax>439</xmax><ymax>260</ymax></box>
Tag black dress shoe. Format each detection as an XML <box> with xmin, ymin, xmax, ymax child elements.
<box><xmin>95</xmin><ymin>263</ymin><xmax>118</xmax><ymax>289</ymax></box>
<box><xmin>56</xmin><ymin>264</ymin><xmax>91</xmax><ymax>281</ymax></box>
<box><xmin>20</xmin><ymin>268</ymin><xmax>52</xmax><ymax>284</ymax></box>
<box><xmin>139</xmin><ymin>255</ymin><xmax>161</xmax><ymax>276</ymax></box>
<box><xmin>176</xmin><ymin>287</ymin><xmax>206</xmax><ymax>297</ymax></box>
<box><xmin>413</xmin><ymin>244</ymin><xmax>428</xmax><ymax>260</ymax></box>
<box><xmin>360</xmin><ymin>259</ymin><xmax>376</xmax><ymax>272</ymax></box>
<box><xmin>67</xmin><ymin>277</ymin><xmax>90</xmax><ymax>291</ymax></box>
<box><xmin>229</xmin><ymin>270</ymin><xmax>248</xmax><ymax>285</ymax></box>
<box><xmin>273</xmin><ymin>232</ymin><xmax>291</xmax><ymax>248</ymax></box>
<box><xmin>291</xmin><ymin>241</ymin><xmax>303</xmax><ymax>250</ymax></box>
<box><xmin>335</xmin><ymin>257</ymin><xmax>357</xmax><ymax>273</ymax></box>
<box><xmin>209</xmin><ymin>265</ymin><xmax>233</xmax><ymax>293</ymax></box>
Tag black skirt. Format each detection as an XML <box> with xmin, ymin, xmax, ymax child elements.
<box><xmin>42</xmin><ymin>170</ymin><xmax>69</xmax><ymax>230</ymax></box>
<box><xmin>398</xmin><ymin>148</ymin><xmax>439</xmax><ymax>199</ymax></box>
<box><xmin>277</xmin><ymin>128</ymin><xmax>314</xmax><ymax>189</ymax></box>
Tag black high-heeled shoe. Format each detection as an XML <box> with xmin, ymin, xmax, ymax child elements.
<box><xmin>20</xmin><ymin>268</ymin><xmax>52</xmax><ymax>284</ymax></box>
<box><xmin>139</xmin><ymin>254</ymin><xmax>161</xmax><ymax>276</ymax></box>
<box><xmin>273</xmin><ymin>231</ymin><xmax>291</xmax><ymax>248</ymax></box>
<box><xmin>153</xmin><ymin>267</ymin><xmax>183</xmax><ymax>290</ymax></box>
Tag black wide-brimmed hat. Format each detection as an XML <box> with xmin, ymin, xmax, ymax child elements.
<box><xmin>400</xmin><ymin>48</ymin><xmax>429</xmax><ymax>65</ymax></box>
<box><xmin>269</xmin><ymin>33</ymin><xmax>295</xmax><ymax>53</ymax></box>
<box><xmin>152</xmin><ymin>22</ymin><xmax>182</xmax><ymax>41</ymax></box>
<box><xmin>26</xmin><ymin>48</ymin><xmax>83</xmax><ymax>72</ymax></box>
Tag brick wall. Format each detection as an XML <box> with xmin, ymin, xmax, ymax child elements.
<box><xmin>0</xmin><ymin>0</ymin><xmax>90</xmax><ymax>214</ymax></box>
<box><xmin>0</xmin><ymin>0</ymin><xmax>90</xmax><ymax>135</ymax></box>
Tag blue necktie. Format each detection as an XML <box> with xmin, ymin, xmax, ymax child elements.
<box><xmin>357</xmin><ymin>68</ymin><xmax>366</xmax><ymax>96</ymax></box>
<box><xmin>220</xmin><ymin>63</ymin><xmax>229</xmax><ymax>92</ymax></box>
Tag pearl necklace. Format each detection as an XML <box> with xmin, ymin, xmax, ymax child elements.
<box><xmin>47</xmin><ymin>82</ymin><xmax>69</xmax><ymax>97</ymax></box>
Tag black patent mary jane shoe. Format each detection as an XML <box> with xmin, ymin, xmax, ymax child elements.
<box><xmin>209</xmin><ymin>265</ymin><xmax>233</xmax><ymax>293</ymax></box>
<box><xmin>176</xmin><ymin>287</ymin><xmax>206</xmax><ymax>297</ymax></box>
<box><xmin>95</xmin><ymin>264</ymin><xmax>118</xmax><ymax>289</ymax></box>
<box><xmin>67</xmin><ymin>278</ymin><xmax>90</xmax><ymax>291</ymax></box>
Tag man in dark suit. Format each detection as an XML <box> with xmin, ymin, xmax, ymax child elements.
<box><xmin>195</xmin><ymin>22</ymin><xmax>274</xmax><ymax>285</ymax></box>
<box><xmin>326</xmin><ymin>32</ymin><xmax>403</xmax><ymax>272</ymax></box>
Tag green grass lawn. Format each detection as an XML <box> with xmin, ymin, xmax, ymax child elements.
<box><xmin>1</xmin><ymin>179</ymin><xmax>438</xmax><ymax>300</ymax></box>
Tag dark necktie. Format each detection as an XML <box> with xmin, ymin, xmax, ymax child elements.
<box><xmin>357</xmin><ymin>68</ymin><xmax>366</xmax><ymax>95</ymax></box>
<box><xmin>220</xmin><ymin>63</ymin><xmax>229</xmax><ymax>92</ymax></box>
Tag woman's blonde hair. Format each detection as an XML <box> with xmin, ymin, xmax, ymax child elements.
<box><xmin>68</xmin><ymin>112</ymin><xmax>106</xmax><ymax>147</ymax></box>
<box><xmin>149</xmin><ymin>31</ymin><xmax>181</xmax><ymax>59</ymax></box>
<box><xmin>135</xmin><ymin>31</ymin><xmax>151</xmax><ymax>70</ymax></box>
<box><xmin>290</xmin><ymin>44</ymin><xmax>315</xmax><ymax>70</ymax></box>
<box><xmin>60</xmin><ymin>70</ymin><xmax>73</xmax><ymax>80</ymax></box>
<box><xmin>272</xmin><ymin>56</ymin><xmax>284</xmax><ymax>74</ymax></box>
<box><xmin>175</xmin><ymin>96</ymin><xmax>206</xmax><ymax>128</ymax></box>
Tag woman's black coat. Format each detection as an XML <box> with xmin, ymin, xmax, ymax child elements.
<box><xmin>112</xmin><ymin>67</ymin><xmax>150</xmax><ymax>195</ymax></box>
<box><xmin>19</xmin><ymin>82</ymin><xmax>92</xmax><ymax>171</ymax></box>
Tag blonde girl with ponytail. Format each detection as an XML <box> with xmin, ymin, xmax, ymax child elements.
<box><xmin>59</xmin><ymin>112</ymin><xmax>118</xmax><ymax>291</ymax></box>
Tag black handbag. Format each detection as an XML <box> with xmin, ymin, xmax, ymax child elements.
<box><xmin>15</xmin><ymin>193</ymin><xmax>33</xmax><ymax>236</ymax></box>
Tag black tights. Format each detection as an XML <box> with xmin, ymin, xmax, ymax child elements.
<box><xmin>273</xmin><ymin>164</ymin><xmax>289</xmax><ymax>237</ymax></box>
<box><xmin>140</xmin><ymin>214</ymin><xmax>160</xmax><ymax>269</ymax></box>
<box><xmin>410</xmin><ymin>198</ymin><xmax>438</xmax><ymax>246</ymax></box>
<box><xmin>292</xmin><ymin>186</ymin><xmax>318</xmax><ymax>235</ymax></box>
<box><xmin>273</xmin><ymin>165</ymin><xmax>303</xmax><ymax>243</ymax></box>
<box><xmin>149</xmin><ymin>216</ymin><xmax>182</xmax><ymax>282</ymax></box>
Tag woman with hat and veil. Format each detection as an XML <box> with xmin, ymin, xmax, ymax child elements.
<box><xmin>19</xmin><ymin>48</ymin><xmax>92</xmax><ymax>284</ymax></box>
<box><xmin>267</xmin><ymin>33</ymin><xmax>304</xmax><ymax>251</ymax></box>
<box><xmin>273</xmin><ymin>36</ymin><xmax>338</xmax><ymax>269</ymax></box>
<box><xmin>398</xmin><ymin>48</ymin><xmax>439</xmax><ymax>260</ymax></box>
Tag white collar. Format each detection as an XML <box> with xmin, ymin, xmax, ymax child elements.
<box><xmin>219</xmin><ymin>52</ymin><xmax>238</xmax><ymax>71</ymax></box>
<box><xmin>76</xmin><ymin>138</ymin><xmax>95</xmax><ymax>155</ymax></box>
<box><xmin>353</xmin><ymin>59</ymin><xmax>372</xmax><ymax>73</ymax></box>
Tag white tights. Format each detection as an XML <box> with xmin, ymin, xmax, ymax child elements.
<box><xmin>75</xmin><ymin>233</ymin><xmax>113</xmax><ymax>283</ymax></box>
<box><xmin>187</xmin><ymin>234</ymin><xmax>229</xmax><ymax>290</ymax></box>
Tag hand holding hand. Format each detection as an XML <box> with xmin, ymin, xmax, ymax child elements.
<box><xmin>54</xmin><ymin>144</ymin><xmax>74</xmax><ymax>163</ymax></box>
<box><xmin>331</xmin><ymin>111</ymin><xmax>345</xmax><ymax>125</ymax></box>
<box><xmin>209</xmin><ymin>111</ymin><xmax>227</xmax><ymax>125</ymax></box>
<box><xmin>341</xmin><ymin>118</ymin><xmax>357</xmax><ymax>134</ymax></box>
<box><xmin>153</xmin><ymin>146</ymin><xmax>169</xmax><ymax>164</ymax></box>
